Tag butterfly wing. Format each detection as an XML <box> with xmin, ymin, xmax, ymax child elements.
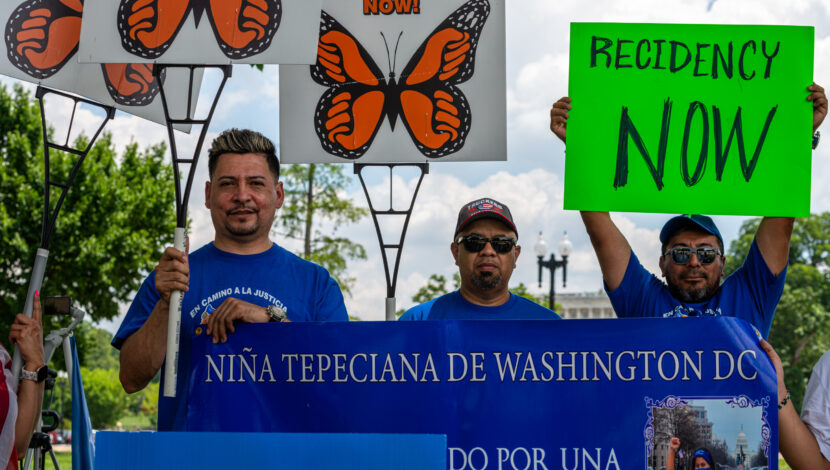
<box><xmin>397</xmin><ymin>0</ymin><xmax>490</xmax><ymax>158</ymax></box>
<box><xmin>311</xmin><ymin>11</ymin><xmax>387</xmax><ymax>159</ymax></box>
<box><xmin>5</xmin><ymin>0</ymin><xmax>83</xmax><ymax>79</ymax></box>
<box><xmin>117</xmin><ymin>0</ymin><xmax>191</xmax><ymax>59</ymax></box>
<box><xmin>206</xmin><ymin>0</ymin><xmax>281</xmax><ymax>60</ymax></box>
<box><xmin>101</xmin><ymin>63</ymin><xmax>162</xmax><ymax>106</ymax></box>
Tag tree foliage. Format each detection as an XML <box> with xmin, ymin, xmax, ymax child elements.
<box><xmin>48</xmin><ymin>326</ymin><xmax>155</xmax><ymax>430</ymax></box>
<box><xmin>725</xmin><ymin>214</ymin><xmax>830</xmax><ymax>412</ymax></box>
<box><xmin>750</xmin><ymin>441</ymin><xmax>768</xmax><ymax>467</ymax></box>
<box><xmin>0</xmin><ymin>84</ymin><xmax>176</xmax><ymax>338</ymax></box>
<box><xmin>79</xmin><ymin>366</ymin><xmax>130</xmax><ymax>429</ymax></box>
<box><xmin>510</xmin><ymin>282</ymin><xmax>563</xmax><ymax>312</ymax></box>
<box><xmin>411</xmin><ymin>273</ymin><xmax>456</xmax><ymax>304</ymax></box>
<box><xmin>275</xmin><ymin>163</ymin><xmax>367</xmax><ymax>295</ymax></box>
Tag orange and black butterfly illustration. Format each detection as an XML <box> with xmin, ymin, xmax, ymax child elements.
<box><xmin>117</xmin><ymin>0</ymin><xmax>282</xmax><ymax>60</ymax></box>
<box><xmin>311</xmin><ymin>0</ymin><xmax>490</xmax><ymax>159</ymax></box>
<box><xmin>5</xmin><ymin>0</ymin><xmax>163</xmax><ymax>106</ymax></box>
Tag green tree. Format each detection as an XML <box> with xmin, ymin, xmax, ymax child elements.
<box><xmin>510</xmin><ymin>282</ymin><xmax>563</xmax><ymax>312</ymax></box>
<box><xmin>726</xmin><ymin>215</ymin><xmax>830</xmax><ymax>411</ymax></box>
<box><xmin>80</xmin><ymin>367</ymin><xmax>130</xmax><ymax>429</ymax></box>
<box><xmin>0</xmin><ymin>84</ymin><xmax>176</xmax><ymax>337</ymax></box>
<box><xmin>412</xmin><ymin>274</ymin><xmax>453</xmax><ymax>304</ymax></box>
<box><xmin>72</xmin><ymin>323</ymin><xmax>120</xmax><ymax>370</ymax></box>
<box><xmin>275</xmin><ymin>163</ymin><xmax>367</xmax><ymax>295</ymax></box>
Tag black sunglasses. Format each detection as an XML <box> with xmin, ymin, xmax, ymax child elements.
<box><xmin>663</xmin><ymin>247</ymin><xmax>722</xmax><ymax>265</ymax></box>
<box><xmin>456</xmin><ymin>235</ymin><xmax>517</xmax><ymax>254</ymax></box>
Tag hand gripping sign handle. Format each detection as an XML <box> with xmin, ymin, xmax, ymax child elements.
<box><xmin>11</xmin><ymin>248</ymin><xmax>49</xmax><ymax>382</ymax></box>
<box><xmin>163</xmin><ymin>227</ymin><xmax>186</xmax><ymax>397</ymax></box>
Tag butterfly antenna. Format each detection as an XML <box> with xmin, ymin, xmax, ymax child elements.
<box><xmin>380</xmin><ymin>32</ymin><xmax>394</xmax><ymax>77</ymax></box>
<box><xmin>391</xmin><ymin>31</ymin><xmax>403</xmax><ymax>76</ymax></box>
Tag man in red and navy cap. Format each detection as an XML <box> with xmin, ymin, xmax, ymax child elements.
<box><xmin>400</xmin><ymin>198</ymin><xmax>561</xmax><ymax>320</ymax></box>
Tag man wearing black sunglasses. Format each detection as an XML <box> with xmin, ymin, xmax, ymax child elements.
<box><xmin>400</xmin><ymin>198</ymin><xmax>561</xmax><ymax>320</ymax></box>
<box><xmin>549</xmin><ymin>82</ymin><xmax>829</xmax><ymax>338</ymax></box>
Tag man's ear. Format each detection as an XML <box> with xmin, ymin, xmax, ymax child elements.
<box><xmin>451</xmin><ymin>241</ymin><xmax>459</xmax><ymax>266</ymax></box>
<box><xmin>205</xmin><ymin>180</ymin><xmax>212</xmax><ymax>209</ymax></box>
<box><xmin>275</xmin><ymin>181</ymin><xmax>284</xmax><ymax>209</ymax></box>
<box><xmin>513</xmin><ymin>245</ymin><xmax>521</xmax><ymax>268</ymax></box>
<box><xmin>659</xmin><ymin>255</ymin><xmax>667</xmax><ymax>277</ymax></box>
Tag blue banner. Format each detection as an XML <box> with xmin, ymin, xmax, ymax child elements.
<box><xmin>70</xmin><ymin>337</ymin><xmax>95</xmax><ymax>470</ymax></box>
<box><xmin>95</xmin><ymin>431</ymin><xmax>446</xmax><ymax>469</ymax></box>
<box><xmin>186</xmin><ymin>318</ymin><xmax>778</xmax><ymax>470</ymax></box>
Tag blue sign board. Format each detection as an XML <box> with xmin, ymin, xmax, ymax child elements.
<box><xmin>185</xmin><ymin>318</ymin><xmax>778</xmax><ymax>469</ymax></box>
<box><xmin>95</xmin><ymin>431</ymin><xmax>446</xmax><ymax>469</ymax></box>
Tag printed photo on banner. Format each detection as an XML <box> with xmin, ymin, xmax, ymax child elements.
<box><xmin>0</xmin><ymin>0</ymin><xmax>202</xmax><ymax>127</ymax></box>
<box><xmin>645</xmin><ymin>396</ymin><xmax>771</xmax><ymax>470</ymax></box>
<box><xmin>565</xmin><ymin>23</ymin><xmax>814</xmax><ymax>216</ymax></box>
<box><xmin>280</xmin><ymin>0</ymin><xmax>507</xmax><ymax>163</ymax></box>
<box><xmin>78</xmin><ymin>0</ymin><xmax>322</xmax><ymax>64</ymax></box>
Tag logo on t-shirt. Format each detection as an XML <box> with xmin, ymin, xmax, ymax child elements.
<box><xmin>662</xmin><ymin>305</ymin><xmax>723</xmax><ymax>318</ymax></box>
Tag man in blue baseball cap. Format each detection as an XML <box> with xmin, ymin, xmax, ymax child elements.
<box><xmin>549</xmin><ymin>84</ymin><xmax>828</xmax><ymax>339</ymax></box>
<box><xmin>564</xmin><ymin>209</ymin><xmax>788</xmax><ymax>338</ymax></box>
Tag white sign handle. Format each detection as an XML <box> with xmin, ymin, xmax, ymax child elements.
<box><xmin>163</xmin><ymin>227</ymin><xmax>186</xmax><ymax>397</ymax></box>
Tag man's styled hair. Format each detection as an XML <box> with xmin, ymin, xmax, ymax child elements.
<box><xmin>208</xmin><ymin>128</ymin><xmax>279</xmax><ymax>180</ymax></box>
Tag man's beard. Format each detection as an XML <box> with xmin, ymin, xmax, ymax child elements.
<box><xmin>666</xmin><ymin>271</ymin><xmax>718</xmax><ymax>303</ymax></box>
<box><xmin>226</xmin><ymin>220</ymin><xmax>259</xmax><ymax>237</ymax></box>
<box><xmin>472</xmin><ymin>271</ymin><xmax>502</xmax><ymax>290</ymax></box>
<box><xmin>226</xmin><ymin>207</ymin><xmax>259</xmax><ymax>237</ymax></box>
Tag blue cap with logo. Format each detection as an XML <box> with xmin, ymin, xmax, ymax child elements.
<box><xmin>660</xmin><ymin>214</ymin><xmax>723</xmax><ymax>248</ymax></box>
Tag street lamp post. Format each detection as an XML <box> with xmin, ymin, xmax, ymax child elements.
<box><xmin>534</xmin><ymin>231</ymin><xmax>573</xmax><ymax>310</ymax></box>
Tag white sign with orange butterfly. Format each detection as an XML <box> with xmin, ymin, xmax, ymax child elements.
<box><xmin>77</xmin><ymin>0</ymin><xmax>322</xmax><ymax>64</ymax></box>
<box><xmin>0</xmin><ymin>0</ymin><xmax>201</xmax><ymax>128</ymax></box>
<box><xmin>279</xmin><ymin>0</ymin><xmax>506</xmax><ymax>163</ymax></box>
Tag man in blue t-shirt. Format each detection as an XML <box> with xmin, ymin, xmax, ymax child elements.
<box><xmin>112</xmin><ymin>129</ymin><xmax>347</xmax><ymax>430</ymax></box>
<box><xmin>400</xmin><ymin>198</ymin><xmax>560</xmax><ymax>321</ymax></box>
<box><xmin>548</xmin><ymin>84</ymin><xmax>829</xmax><ymax>338</ymax></box>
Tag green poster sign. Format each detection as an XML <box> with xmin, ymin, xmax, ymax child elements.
<box><xmin>565</xmin><ymin>23</ymin><xmax>814</xmax><ymax>216</ymax></box>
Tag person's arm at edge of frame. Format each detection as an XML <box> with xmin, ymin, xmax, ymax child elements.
<box><xmin>550</xmin><ymin>96</ymin><xmax>631</xmax><ymax>290</ymax></box>
<box><xmin>666</xmin><ymin>437</ymin><xmax>679</xmax><ymax>470</ymax></box>
<box><xmin>119</xmin><ymin>245</ymin><xmax>189</xmax><ymax>393</ymax></box>
<box><xmin>11</xmin><ymin>292</ymin><xmax>45</xmax><ymax>457</ymax></box>
<box><xmin>761</xmin><ymin>340</ymin><xmax>830</xmax><ymax>470</ymax></box>
<box><xmin>755</xmin><ymin>84</ymin><xmax>826</xmax><ymax>276</ymax></box>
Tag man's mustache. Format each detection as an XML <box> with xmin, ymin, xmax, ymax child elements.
<box><xmin>680</xmin><ymin>269</ymin><xmax>707</xmax><ymax>280</ymax></box>
<box><xmin>227</xmin><ymin>205</ymin><xmax>258</xmax><ymax>215</ymax></box>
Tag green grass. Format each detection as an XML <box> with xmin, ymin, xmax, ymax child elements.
<box><xmin>119</xmin><ymin>413</ymin><xmax>152</xmax><ymax>429</ymax></box>
<box><xmin>780</xmin><ymin>458</ymin><xmax>792</xmax><ymax>470</ymax></box>
<box><xmin>33</xmin><ymin>451</ymin><xmax>71</xmax><ymax>469</ymax></box>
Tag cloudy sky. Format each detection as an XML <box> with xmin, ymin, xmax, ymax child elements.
<box><xmin>3</xmin><ymin>0</ymin><xmax>830</xmax><ymax>326</ymax></box>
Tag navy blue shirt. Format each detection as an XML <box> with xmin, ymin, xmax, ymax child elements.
<box><xmin>606</xmin><ymin>239</ymin><xmax>785</xmax><ymax>338</ymax></box>
<box><xmin>399</xmin><ymin>290</ymin><xmax>561</xmax><ymax>320</ymax></box>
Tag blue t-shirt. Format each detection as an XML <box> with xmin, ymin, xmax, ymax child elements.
<box><xmin>607</xmin><ymin>239</ymin><xmax>785</xmax><ymax>338</ymax></box>
<box><xmin>399</xmin><ymin>290</ymin><xmax>561</xmax><ymax>320</ymax></box>
<box><xmin>112</xmin><ymin>242</ymin><xmax>348</xmax><ymax>431</ymax></box>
